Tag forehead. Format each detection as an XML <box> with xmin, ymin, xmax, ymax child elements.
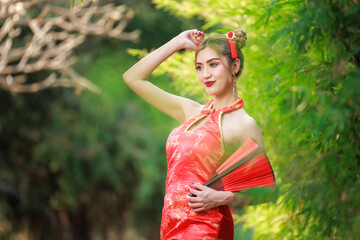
<box><xmin>196</xmin><ymin>47</ymin><xmax>224</xmax><ymax>63</ymax></box>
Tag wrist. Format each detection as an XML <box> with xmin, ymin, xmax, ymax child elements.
<box><xmin>216</xmin><ymin>191</ymin><xmax>234</xmax><ymax>206</ymax></box>
<box><xmin>169</xmin><ymin>35</ymin><xmax>185</xmax><ymax>52</ymax></box>
<box><xmin>224</xmin><ymin>191</ymin><xmax>234</xmax><ymax>205</ymax></box>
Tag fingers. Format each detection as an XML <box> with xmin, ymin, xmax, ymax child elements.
<box><xmin>188</xmin><ymin>29</ymin><xmax>203</xmax><ymax>35</ymax></box>
<box><xmin>189</xmin><ymin>188</ymin><xmax>201</xmax><ymax>196</ymax></box>
<box><xmin>187</xmin><ymin>183</ymin><xmax>209</xmax><ymax>198</ymax></box>
<box><xmin>188</xmin><ymin>202</ymin><xmax>202</xmax><ymax>208</ymax></box>
<box><xmin>186</xmin><ymin>183</ymin><xmax>216</xmax><ymax>212</ymax></box>
<box><xmin>188</xmin><ymin>202</ymin><xmax>205</xmax><ymax>212</ymax></box>
<box><xmin>188</xmin><ymin>30</ymin><xmax>204</xmax><ymax>44</ymax></box>
<box><xmin>191</xmin><ymin>31</ymin><xmax>204</xmax><ymax>43</ymax></box>
<box><xmin>187</xmin><ymin>190</ymin><xmax>201</xmax><ymax>202</ymax></box>
<box><xmin>192</xmin><ymin>30</ymin><xmax>204</xmax><ymax>37</ymax></box>
<box><xmin>178</xmin><ymin>29</ymin><xmax>204</xmax><ymax>51</ymax></box>
<box><xmin>192</xmin><ymin>182</ymin><xmax>206</xmax><ymax>190</ymax></box>
<box><xmin>187</xmin><ymin>183</ymin><xmax>207</xmax><ymax>198</ymax></box>
<box><xmin>192</xmin><ymin>207</ymin><xmax>205</xmax><ymax>212</ymax></box>
<box><xmin>187</xmin><ymin>195</ymin><xmax>206</xmax><ymax>212</ymax></box>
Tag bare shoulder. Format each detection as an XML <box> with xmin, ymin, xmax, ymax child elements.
<box><xmin>181</xmin><ymin>97</ymin><xmax>203</xmax><ymax>122</ymax></box>
<box><xmin>222</xmin><ymin>108</ymin><xmax>266</xmax><ymax>150</ymax></box>
<box><xmin>224</xmin><ymin>108</ymin><xmax>259</xmax><ymax>136</ymax></box>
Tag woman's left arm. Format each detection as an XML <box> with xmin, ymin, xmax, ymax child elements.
<box><xmin>187</xmin><ymin>184</ymin><xmax>277</xmax><ymax>212</ymax></box>
<box><xmin>186</xmin><ymin>116</ymin><xmax>277</xmax><ymax>211</ymax></box>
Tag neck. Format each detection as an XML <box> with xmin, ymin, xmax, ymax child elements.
<box><xmin>212</xmin><ymin>89</ymin><xmax>239</xmax><ymax>110</ymax></box>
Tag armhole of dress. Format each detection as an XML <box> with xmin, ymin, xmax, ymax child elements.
<box><xmin>218</xmin><ymin>111</ymin><xmax>226</xmax><ymax>154</ymax></box>
<box><xmin>184</xmin><ymin>114</ymin><xmax>208</xmax><ymax>133</ymax></box>
<box><xmin>184</xmin><ymin>102</ymin><xmax>212</xmax><ymax>133</ymax></box>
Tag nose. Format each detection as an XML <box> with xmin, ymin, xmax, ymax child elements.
<box><xmin>202</xmin><ymin>66</ymin><xmax>211</xmax><ymax>79</ymax></box>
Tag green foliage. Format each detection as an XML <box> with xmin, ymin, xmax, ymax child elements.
<box><xmin>0</xmin><ymin>42</ymin><xmax>177</xmax><ymax>239</ymax></box>
<box><xmin>72</xmin><ymin>0</ymin><xmax>84</xmax><ymax>7</ymax></box>
<box><xmin>128</xmin><ymin>48</ymin><xmax>206</xmax><ymax>100</ymax></box>
<box><xmin>148</xmin><ymin>0</ymin><xmax>360</xmax><ymax>239</ymax></box>
<box><xmin>84</xmin><ymin>45</ymin><xmax>176</xmax><ymax>238</ymax></box>
<box><xmin>0</xmin><ymin>52</ymin><xmax>142</xmax><ymax>238</ymax></box>
<box><xmin>116</xmin><ymin>0</ymin><xmax>203</xmax><ymax>49</ymax></box>
<box><xmin>0</xmin><ymin>2</ymin><xmax>197</xmax><ymax>237</ymax></box>
<box><xmin>2</xmin><ymin>0</ymin><xmax>359</xmax><ymax>239</ymax></box>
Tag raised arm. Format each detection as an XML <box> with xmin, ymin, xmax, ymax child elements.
<box><xmin>122</xmin><ymin>30</ymin><xmax>204</xmax><ymax>123</ymax></box>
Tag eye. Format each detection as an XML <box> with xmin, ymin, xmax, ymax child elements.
<box><xmin>210</xmin><ymin>62</ymin><xmax>218</xmax><ymax>67</ymax></box>
<box><xmin>195</xmin><ymin>65</ymin><xmax>203</xmax><ymax>71</ymax></box>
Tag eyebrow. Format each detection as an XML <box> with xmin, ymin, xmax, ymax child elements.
<box><xmin>195</xmin><ymin>58</ymin><xmax>221</xmax><ymax>65</ymax></box>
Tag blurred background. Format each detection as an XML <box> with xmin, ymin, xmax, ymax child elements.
<box><xmin>0</xmin><ymin>0</ymin><xmax>359</xmax><ymax>239</ymax></box>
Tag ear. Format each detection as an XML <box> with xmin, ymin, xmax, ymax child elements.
<box><xmin>232</xmin><ymin>58</ymin><xmax>241</xmax><ymax>74</ymax></box>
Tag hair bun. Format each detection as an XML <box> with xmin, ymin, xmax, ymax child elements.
<box><xmin>234</xmin><ymin>29</ymin><xmax>247</xmax><ymax>49</ymax></box>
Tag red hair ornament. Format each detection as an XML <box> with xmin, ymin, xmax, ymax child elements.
<box><xmin>225</xmin><ymin>32</ymin><xmax>238</xmax><ymax>59</ymax></box>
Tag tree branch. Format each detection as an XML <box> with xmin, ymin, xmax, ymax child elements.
<box><xmin>0</xmin><ymin>0</ymin><xmax>140</xmax><ymax>93</ymax></box>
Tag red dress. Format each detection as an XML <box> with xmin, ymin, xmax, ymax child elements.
<box><xmin>161</xmin><ymin>97</ymin><xmax>244</xmax><ymax>240</ymax></box>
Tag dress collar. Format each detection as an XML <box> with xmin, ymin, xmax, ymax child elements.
<box><xmin>201</xmin><ymin>96</ymin><xmax>244</xmax><ymax>114</ymax></box>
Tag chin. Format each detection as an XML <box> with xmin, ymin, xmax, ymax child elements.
<box><xmin>204</xmin><ymin>89</ymin><xmax>216</xmax><ymax>95</ymax></box>
<box><xmin>205</xmin><ymin>88</ymin><xmax>223</xmax><ymax>95</ymax></box>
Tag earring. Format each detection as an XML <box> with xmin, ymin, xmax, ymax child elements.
<box><xmin>232</xmin><ymin>80</ymin><xmax>237</xmax><ymax>97</ymax></box>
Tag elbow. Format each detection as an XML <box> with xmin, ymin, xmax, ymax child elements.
<box><xmin>122</xmin><ymin>71</ymin><xmax>134</xmax><ymax>88</ymax></box>
<box><xmin>122</xmin><ymin>71</ymin><xmax>129</xmax><ymax>83</ymax></box>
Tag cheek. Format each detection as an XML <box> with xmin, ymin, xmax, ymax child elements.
<box><xmin>196</xmin><ymin>71</ymin><xmax>202</xmax><ymax>80</ymax></box>
<box><xmin>214</xmin><ymin>65</ymin><xmax>231</xmax><ymax>77</ymax></box>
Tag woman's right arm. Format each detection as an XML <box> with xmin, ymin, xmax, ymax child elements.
<box><xmin>122</xmin><ymin>30</ymin><xmax>204</xmax><ymax>123</ymax></box>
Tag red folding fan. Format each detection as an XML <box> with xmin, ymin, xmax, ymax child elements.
<box><xmin>204</xmin><ymin>138</ymin><xmax>275</xmax><ymax>192</ymax></box>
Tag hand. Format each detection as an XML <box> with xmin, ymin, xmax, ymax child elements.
<box><xmin>176</xmin><ymin>29</ymin><xmax>204</xmax><ymax>51</ymax></box>
<box><xmin>186</xmin><ymin>183</ymin><xmax>234</xmax><ymax>212</ymax></box>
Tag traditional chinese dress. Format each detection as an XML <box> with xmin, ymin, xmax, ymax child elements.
<box><xmin>161</xmin><ymin>97</ymin><xmax>244</xmax><ymax>240</ymax></box>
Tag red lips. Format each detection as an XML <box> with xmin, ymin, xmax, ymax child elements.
<box><xmin>205</xmin><ymin>81</ymin><xmax>215</xmax><ymax>87</ymax></box>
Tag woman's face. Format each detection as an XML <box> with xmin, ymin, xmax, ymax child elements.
<box><xmin>195</xmin><ymin>47</ymin><xmax>233</xmax><ymax>97</ymax></box>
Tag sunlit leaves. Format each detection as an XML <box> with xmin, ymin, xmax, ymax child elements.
<box><xmin>72</xmin><ymin>0</ymin><xmax>84</xmax><ymax>7</ymax></box>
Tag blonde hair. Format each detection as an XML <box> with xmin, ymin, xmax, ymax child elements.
<box><xmin>195</xmin><ymin>29</ymin><xmax>247</xmax><ymax>77</ymax></box>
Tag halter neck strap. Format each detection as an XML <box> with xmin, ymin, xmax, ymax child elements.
<box><xmin>200</xmin><ymin>97</ymin><xmax>244</xmax><ymax>115</ymax></box>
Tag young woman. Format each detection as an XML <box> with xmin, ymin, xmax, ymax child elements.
<box><xmin>123</xmin><ymin>29</ymin><xmax>266</xmax><ymax>240</ymax></box>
